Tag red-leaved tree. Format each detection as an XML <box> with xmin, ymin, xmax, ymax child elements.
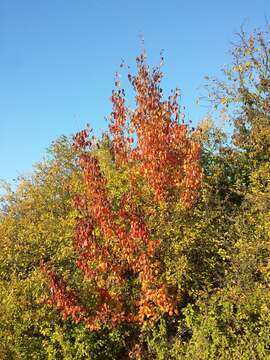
<box><xmin>42</xmin><ymin>53</ymin><xmax>203</xmax><ymax>332</ymax></box>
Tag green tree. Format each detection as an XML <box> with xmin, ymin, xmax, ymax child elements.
<box><xmin>0</xmin><ymin>137</ymin><xmax>128</xmax><ymax>359</ymax></box>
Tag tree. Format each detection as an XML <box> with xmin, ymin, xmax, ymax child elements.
<box><xmin>206</xmin><ymin>25</ymin><xmax>270</xmax><ymax>165</ymax></box>
<box><xmin>41</xmin><ymin>53</ymin><xmax>203</xmax><ymax>357</ymax></box>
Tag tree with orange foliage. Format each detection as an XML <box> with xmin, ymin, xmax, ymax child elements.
<box><xmin>42</xmin><ymin>53</ymin><xmax>203</xmax><ymax>337</ymax></box>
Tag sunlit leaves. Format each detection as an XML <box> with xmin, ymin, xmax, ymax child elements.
<box><xmin>43</xmin><ymin>53</ymin><xmax>203</xmax><ymax>332</ymax></box>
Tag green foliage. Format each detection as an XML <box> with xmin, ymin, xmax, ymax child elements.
<box><xmin>0</xmin><ymin>137</ymin><xmax>127</xmax><ymax>359</ymax></box>
<box><xmin>206</xmin><ymin>26</ymin><xmax>270</xmax><ymax>165</ymax></box>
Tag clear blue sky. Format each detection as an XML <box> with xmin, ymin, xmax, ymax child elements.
<box><xmin>0</xmin><ymin>0</ymin><xmax>269</xmax><ymax>184</ymax></box>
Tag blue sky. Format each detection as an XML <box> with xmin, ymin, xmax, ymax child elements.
<box><xmin>0</xmin><ymin>0</ymin><xmax>269</xmax><ymax>184</ymax></box>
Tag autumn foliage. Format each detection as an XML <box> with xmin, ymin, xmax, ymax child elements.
<box><xmin>42</xmin><ymin>53</ymin><xmax>203</xmax><ymax>332</ymax></box>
